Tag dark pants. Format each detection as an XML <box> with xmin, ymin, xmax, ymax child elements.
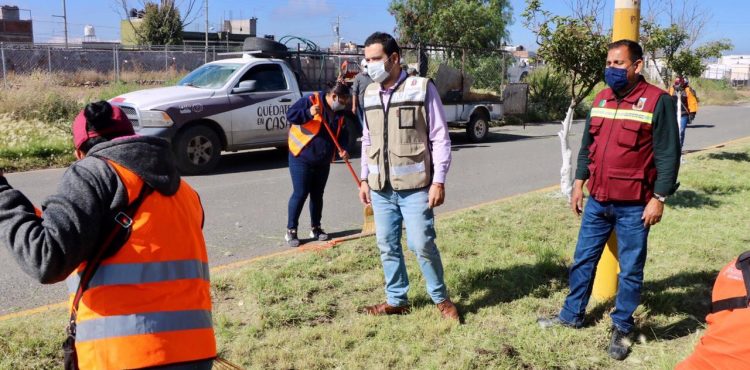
<box><xmin>287</xmin><ymin>153</ymin><xmax>331</xmax><ymax>230</ymax></box>
<box><xmin>558</xmin><ymin>197</ymin><xmax>649</xmax><ymax>333</ymax></box>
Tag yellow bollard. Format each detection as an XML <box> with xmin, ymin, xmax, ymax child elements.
<box><xmin>590</xmin><ymin>0</ymin><xmax>641</xmax><ymax>301</ymax></box>
<box><xmin>592</xmin><ymin>233</ymin><xmax>620</xmax><ymax>301</ymax></box>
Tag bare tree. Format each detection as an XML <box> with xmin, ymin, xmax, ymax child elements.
<box><xmin>114</xmin><ymin>0</ymin><xmax>201</xmax><ymax>44</ymax></box>
<box><xmin>644</xmin><ymin>0</ymin><xmax>711</xmax><ymax>49</ymax></box>
<box><xmin>564</xmin><ymin>0</ymin><xmax>607</xmax><ymax>32</ymax></box>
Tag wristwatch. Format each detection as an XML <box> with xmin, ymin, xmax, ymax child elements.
<box><xmin>653</xmin><ymin>193</ymin><xmax>667</xmax><ymax>203</ymax></box>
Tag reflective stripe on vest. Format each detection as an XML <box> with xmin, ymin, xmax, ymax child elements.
<box><xmin>590</xmin><ymin>107</ymin><xmax>654</xmax><ymax>124</ymax></box>
<box><xmin>66</xmin><ymin>259</ymin><xmax>210</xmax><ymax>294</ymax></box>
<box><xmin>76</xmin><ymin>309</ymin><xmax>213</xmax><ymax>343</ymax></box>
<box><xmin>70</xmin><ymin>160</ymin><xmax>216</xmax><ymax>369</ymax></box>
<box><xmin>288</xmin><ymin>93</ymin><xmax>323</xmax><ymax>156</ymax></box>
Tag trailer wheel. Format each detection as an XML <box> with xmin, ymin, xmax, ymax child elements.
<box><xmin>174</xmin><ymin>125</ymin><xmax>222</xmax><ymax>175</ymax></box>
<box><xmin>466</xmin><ymin>114</ymin><xmax>489</xmax><ymax>143</ymax></box>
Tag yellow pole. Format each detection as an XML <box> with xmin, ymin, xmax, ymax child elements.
<box><xmin>591</xmin><ymin>0</ymin><xmax>641</xmax><ymax>301</ymax></box>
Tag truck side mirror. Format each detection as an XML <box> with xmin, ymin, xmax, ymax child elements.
<box><xmin>233</xmin><ymin>80</ymin><xmax>257</xmax><ymax>94</ymax></box>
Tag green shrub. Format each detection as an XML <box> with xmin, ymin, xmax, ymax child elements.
<box><xmin>692</xmin><ymin>78</ymin><xmax>739</xmax><ymax>105</ymax></box>
<box><xmin>524</xmin><ymin>67</ymin><xmax>571</xmax><ymax>122</ymax></box>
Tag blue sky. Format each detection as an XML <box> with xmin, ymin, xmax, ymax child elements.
<box><xmin>11</xmin><ymin>0</ymin><xmax>750</xmax><ymax>53</ymax></box>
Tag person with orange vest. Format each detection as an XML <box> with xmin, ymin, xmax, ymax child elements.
<box><xmin>285</xmin><ymin>82</ymin><xmax>352</xmax><ymax>247</ymax></box>
<box><xmin>538</xmin><ymin>40</ymin><xmax>681</xmax><ymax>361</ymax></box>
<box><xmin>676</xmin><ymin>251</ymin><xmax>750</xmax><ymax>369</ymax></box>
<box><xmin>669</xmin><ymin>76</ymin><xmax>700</xmax><ymax>148</ymax></box>
<box><xmin>0</xmin><ymin>101</ymin><xmax>216</xmax><ymax>369</ymax></box>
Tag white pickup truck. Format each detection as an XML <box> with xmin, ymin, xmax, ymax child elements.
<box><xmin>111</xmin><ymin>53</ymin><xmax>306</xmax><ymax>174</ymax></box>
<box><xmin>110</xmin><ymin>39</ymin><xmax>524</xmax><ymax>174</ymax></box>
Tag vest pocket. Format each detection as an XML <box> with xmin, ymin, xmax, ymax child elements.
<box><xmin>389</xmin><ymin>143</ymin><xmax>429</xmax><ymax>189</ymax></box>
<box><xmin>606</xmin><ymin>167</ymin><xmax>645</xmax><ymax>201</ymax></box>
<box><xmin>589</xmin><ymin>118</ymin><xmax>604</xmax><ymax>135</ymax></box>
<box><xmin>366</xmin><ymin>147</ymin><xmax>381</xmax><ymax>186</ymax></box>
<box><xmin>617</xmin><ymin>121</ymin><xmax>641</xmax><ymax>148</ymax></box>
<box><xmin>398</xmin><ymin>107</ymin><xmax>416</xmax><ymax>129</ymax></box>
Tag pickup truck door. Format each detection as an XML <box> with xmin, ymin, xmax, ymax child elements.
<box><xmin>228</xmin><ymin>63</ymin><xmax>298</xmax><ymax>147</ymax></box>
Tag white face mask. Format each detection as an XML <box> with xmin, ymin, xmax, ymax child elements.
<box><xmin>367</xmin><ymin>58</ymin><xmax>390</xmax><ymax>83</ymax></box>
<box><xmin>331</xmin><ymin>97</ymin><xmax>346</xmax><ymax>112</ymax></box>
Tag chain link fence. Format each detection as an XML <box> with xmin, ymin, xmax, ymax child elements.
<box><xmin>702</xmin><ymin>65</ymin><xmax>749</xmax><ymax>88</ymax></box>
<box><xmin>400</xmin><ymin>45</ymin><xmax>524</xmax><ymax>95</ymax></box>
<box><xmin>0</xmin><ymin>43</ymin><xmax>241</xmax><ymax>88</ymax></box>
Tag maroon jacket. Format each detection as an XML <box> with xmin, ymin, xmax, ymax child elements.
<box><xmin>585</xmin><ymin>78</ymin><xmax>676</xmax><ymax>203</ymax></box>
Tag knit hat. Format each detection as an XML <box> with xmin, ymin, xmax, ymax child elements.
<box><xmin>72</xmin><ymin>102</ymin><xmax>135</xmax><ymax>150</ymax></box>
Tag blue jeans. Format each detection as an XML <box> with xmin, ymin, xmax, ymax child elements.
<box><xmin>679</xmin><ymin>115</ymin><xmax>689</xmax><ymax>148</ymax></box>
<box><xmin>370</xmin><ymin>186</ymin><xmax>448</xmax><ymax>306</ymax></box>
<box><xmin>287</xmin><ymin>153</ymin><xmax>330</xmax><ymax>230</ymax></box>
<box><xmin>559</xmin><ymin>197</ymin><xmax>649</xmax><ymax>333</ymax></box>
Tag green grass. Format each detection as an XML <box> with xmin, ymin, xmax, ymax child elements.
<box><xmin>0</xmin><ymin>71</ymin><xmax>187</xmax><ymax>172</ymax></box>
<box><xmin>0</xmin><ymin>115</ymin><xmax>75</xmax><ymax>172</ymax></box>
<box><xmin>2</xmin><ymin>141</ymin><xmax>750</xmax><ymax>369</ymax></box>
<box><xmin>691</xmin><ymin>78</ymin><xmax>742</xmax><ymax>106</ymax></box>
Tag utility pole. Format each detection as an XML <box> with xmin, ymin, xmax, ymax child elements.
<box><xmin>591</xmin><ymin>0</ymin><xmax>641</xmax><ymax>302</ymax></box>
<box><xmin>334</xmin><ymin>16</ymin><xmax>341</xmax><ymax>51</ymax></box>
<box><xmin>52</xmin><ymin>0</ymin><xmax>69</xmax><ymax>48</ymax></box>
<box><xmin>204</xmin><ymin>0</ymin><xmax>209</xmax><ymax>62</ymax></box>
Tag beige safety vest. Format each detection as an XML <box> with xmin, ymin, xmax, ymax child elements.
<box><xmin>363</xmin><ymin>76</ymin><xmax>432</xmax><ymax>191</ymax></box>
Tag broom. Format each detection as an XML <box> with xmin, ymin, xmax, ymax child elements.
<box><xmin>320</xmin><ymin>114</ymin><xmax>376</xmax><ymax>234</ymax></box>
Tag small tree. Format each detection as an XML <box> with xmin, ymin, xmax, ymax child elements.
<box><xmin>389</xmin><ymin>0</ymin><xmax>512</xmax><ymax>49</ymax></box>
<box><xmin>139</xmin><ymin>2</ymin><xmax>183</xmax><ymax>45</ymax></box>
<box><xmin>641</xmin><ymin>21</ymin><xmax>732</xmax><ymax>88</ymax></box>
<box><xmin>390</xmin><ymin>0</ymin><xmax>513</xmax><ymax>91</ymax></box>
<box><xmin>523</xmin><ymin>0</ymin><xmax>608</xmax><ymax>200</ymax></box>
<box><xmin>116</xmin><ymin>0</ymin><xmax>200</xmax><ymax>46</ymax></box>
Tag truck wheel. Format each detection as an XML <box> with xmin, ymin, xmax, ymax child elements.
<box><xmin>174</xmin><ymin>125</ymin><xmax>222</xmax><ymax>175</ymax></box>
<box><xmin>466</xmin><ymin>115</ymin><xmax>489</xmax><ymax>143</ymax></box>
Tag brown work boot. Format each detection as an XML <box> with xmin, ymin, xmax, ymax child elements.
<box><xmin>361</xmin><ymin>302</ymin><xmax>411</xmax><ymax>316</ymax></box>
<box><xmin>436</xmin><ymin>299</ymin><xmax>460</xmax><ymax>322</ymax></box>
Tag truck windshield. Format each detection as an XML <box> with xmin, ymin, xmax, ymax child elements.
<box><xmin>178</xmin><ymin>63</ymin><xmax>244</xmax><ymax>89</ymax></box>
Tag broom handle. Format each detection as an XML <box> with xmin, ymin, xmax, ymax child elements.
<box><xmin>321</xmin><ymin>115</ymin><xmax>361</xmax><ymax>188</ymax></box>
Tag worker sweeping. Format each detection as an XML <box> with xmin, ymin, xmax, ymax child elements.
<box><xmin>285</xmin><ymin>82</ymin><xmax>352</xmax><ymax>247</ymax></box>
<box><xmin>0</xmin><ymin>101</ymin><xmax>216</xmax><ymax>369</ymax></box>
<box><xmin>676</xmin><ymin>250</ymin><xmax>750</xmax><ymax>369</ymax></box>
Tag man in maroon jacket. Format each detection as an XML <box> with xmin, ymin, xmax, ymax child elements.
<box><xmin>538</xmin><ymin>40</ymin><xmax>681</xmax><ymax>361</ymax></box>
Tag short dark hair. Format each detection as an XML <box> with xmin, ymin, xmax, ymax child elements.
<box><xmin>326</xmin><ymin>81</ymin><xmax>352</xmax><ymax>98</ymax></box>
<box><xmin>608</xmin><ymin>39</ymin><xmax>643</xmax><ymax>63</ymax></box>
<box><xmin>364</xmin><ymin>32</ymin><xmax>401</xmax><ymax>57</ymax></box>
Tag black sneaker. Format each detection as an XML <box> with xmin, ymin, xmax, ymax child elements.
<box><xmin>608</xmin><ymin>326</ymin><xmax>631</xmax><ymax>361</ymax></box>
<box><xmin>537</xmin><ymin>316</ymin><xmax>580</xmax><ymax>329</ymax></box>
<box><xmin>310</xmin><ymin>227</ymin><xmax>329</xmax><ymax>241</ymax></box>
<box><xmin>285</xmin><ymin>229</ymin><xmax>300</xmax><ymax>247</ymax></box>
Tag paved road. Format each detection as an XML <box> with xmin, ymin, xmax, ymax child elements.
<box><xmin>1</xmin><ymin>104</ymin><xmax>748</xmax><ymax>315</ymax></box>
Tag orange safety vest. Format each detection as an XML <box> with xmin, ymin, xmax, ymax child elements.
<box><xmin>288</xmin><ymin>93</ymin><xmax>344</xmax><ymax>157</ymax></box>
<box><xmin>676</xmin><ymin>251</ymin><xmax>750</xmax><ymax>369</ymax></box>
<box><xmin>65</xmin><ymin>160</ymin><xmax>216</xmax><ymax>370</ymax></box>
<box><xmin>669</xmin><ymin>86</ymin><xmax>699</xmax><ymax>114</ymax></box>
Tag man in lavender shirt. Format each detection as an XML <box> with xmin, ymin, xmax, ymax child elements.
<box><xmin>358</xmin><ymin>32</ymin><xmax>458</xmax><ymax>321</ymax></box>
